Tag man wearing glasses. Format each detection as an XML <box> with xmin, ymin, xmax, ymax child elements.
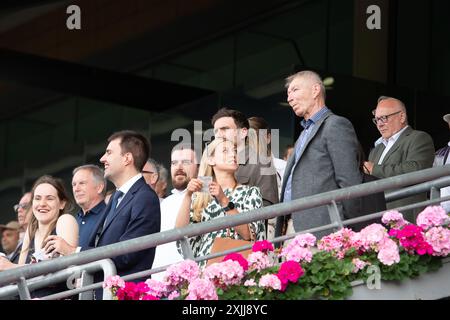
<box><xmin>152</xmin><ymin>142</ymin><xmax>198</xmax><ymax>281</ymax></box>
<box><xmin>142</xmin><ymin>158</ymin><xmax>160</xmax><ymax>191</ymax></box>
<box><xmin>364</xmin><ymin>96</ymin><xmax>435</xmax><ymax>220</ymax></box>
<box><xmin>14</xmin><ymin>192</ymin><xmax>32</xmax><ymax>242</ymax></box>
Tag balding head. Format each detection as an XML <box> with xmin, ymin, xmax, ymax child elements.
<box><xmin>373</xmin><ymin>96</ymin><xmax>408</xmax><ymax>139</ymax></box>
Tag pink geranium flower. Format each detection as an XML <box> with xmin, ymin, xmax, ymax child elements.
<box><xmin>204</xmin><ymin>260</ymin><xmax>245</xmax><ymax>288</ymax></box>
<box><xmin>276</xmin><ymin>261</ymin><xmax>304</xmax><ymax>291</ymax></box>
<box><xmin>247</xmin><ymin>251</ymin><xmax>273</xmax><ymax>271</ymax></box>
<box><xmin>258</xmin><ymin>274</ymin><xmax>282</xmax><ymax>291</ymax></box>
<box><xmin>416</xmin><ymin>206</ymin><xmax>450</xmax><ymax>229</ymax></box>
<box><xmin>186</xmin><ymin>278</ymin><xmax>218</xmax><ymax>300</ymax></box>
<box><xmin>223</xmin><ymin>252</ymin><xmax>249</xmax><ymax>271</ymax></box>
<box><xmin>382</xmin><ymin>210</ymin><xmax>408</xmax><ymax>229</ymax></box>
<box><xmin>377</xmin><ymin>238</ymin><xmax>400</xmax><ymax>266</ymax></box>
<box><xmin>252</xmin><ymin>240</ymin><xmax>274</xmax><ymax>253</ymax></box>
<box><xmin>389</xmin><ymin>225</ymin><xmax>433</xmax><ymax>256</ymax></box>
<box><xmin>424</xmin><ymin>226</ymin><xmax>450</xmax><ymax>256</ymax></box>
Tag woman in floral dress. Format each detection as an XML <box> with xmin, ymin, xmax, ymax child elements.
<box><xmin>175</xmin><ymin>137</ymin><xmax>265</xmax><ymax>268</ymax></box>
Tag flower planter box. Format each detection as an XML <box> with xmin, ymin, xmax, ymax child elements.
<box><xmin>348</xmin><ymin>258</ymin><xmax>450</xmax><ymax>300</ymax></box>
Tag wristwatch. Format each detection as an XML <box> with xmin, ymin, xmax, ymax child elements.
<box><xmin>222</xmin><ymin>201</ymin><xmax>235</xmax><ymax>212</ymax></box>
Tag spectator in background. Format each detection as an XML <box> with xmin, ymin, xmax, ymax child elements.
<box><xmin>155</xmin><ymin>163</ymin><xmax>168</xmax><ymax>199</ymax></box>
<box><xmin>14</xmin><ymin>192</ymin><xmax>32</xmax><ymax>242</ymax></box>
<box><xmin>44</xmin><ymin>165</ymin><xmax>107</xmax><ymax>253</ymax></box>
<box><xmin>176</xmin><ymin>137</ymin><xmax>265</xmax><ymax>268</ymax></box>
<box><xmin>248</xmin><ymin>116</ymin><xmax>286</xmax><ymax>239</ymax></box>
<box><xmin>88</xmin><ymin>130</ymin><xmax>160</xmax><ymax>299</ymax></box>
<box><xmin>152</xmin><ymin>143</ymin><xmax>199</xmax><ymax>281</ymax></box>
<box><xmin>275</xmin><ymin>70</ymin><xmax>362</xmax><ymax>240</ymax></box>
<box><xmin>142</xmin><ymin>158</ymin><xmax>160</xmax><ymax>190</ymax></box>
<box><xmin>0</xmin><ymin>221</ymin><xmax>21</xmax><ymax>263</ymax></box>
<box><xmin>364</xmin><ymin>96</ymin><xmax>435</xmax><ymax>220</ymax></box>
<box><xmin>0</xmin><ymin>175</ymin><xmax>78</xmax><ymax>298</ymax></box>
<box><xmin>433</xmin><ymin>113</ymin><xmax>450</xmax><ymax>213</ymax></box>
<box><xmin>283</xmin><ymin>144</ymin><xmax>294</xmax><ymax>161</ymax></box>
<box><xmin>211</xmin><ymin>108</ymin><xmax>279</xmax><ymax>208</ymax></box>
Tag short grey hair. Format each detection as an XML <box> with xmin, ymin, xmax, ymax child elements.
<box><xmin>72</xmin><ymin>164</ymin><xmax>107</xmax><ymax>196</ymax></box>
<box><xmin>285</xmin><ymin>70</ymin><xmax>326</xmax><ymax>100</ymax></box>
<box><xmin>156</xmin><ymin>163</ymin><xmax>168</xmax><ymax>184</ymax></box>
<box><xmin>146</xmin><ymin>158</ymin><xmax>160</xmax><ymax>183</ymax></box>
<box><xmin>375</xmin><ymin>96</ymin><xmax>408</xmax><ymax>125</ymax></box>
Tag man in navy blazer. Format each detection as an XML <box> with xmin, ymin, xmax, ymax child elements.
<box><xmin>89</xmin><ymin>130</ymin><xmax>161</xmax><ymax>280</ymax></box>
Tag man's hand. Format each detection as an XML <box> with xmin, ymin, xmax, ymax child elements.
<box><xmin>44</xmin><ymin>235</ymin><xmax>76</xmax><ymax>256</ymax></box>
<box><xmin>363</xmin><ymin>161</ymin><xmax>374</xmax><ymax>175</ymax></box>
<box><xmin>0</xmin><ymin>256</ymin><xmax>15</xmax><ymax>271</ymax></box>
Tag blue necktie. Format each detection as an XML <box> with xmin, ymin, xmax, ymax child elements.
<box><xmin>103</xmin><ymin>190</ymin><xmax>123</xmax><ymax>227</ymax></box>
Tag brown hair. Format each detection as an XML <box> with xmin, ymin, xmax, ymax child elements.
<box><xmin>248</xmin><ymin>116</ymin><xmax>272</xmax><ymax>156</ymax></box>
<box><xmin>211</xmin><ymin>108</ymin><xmax>249</xmax><ymax>129</ymax></box>
<box><xmin>26</xmin><ymin>175</ymin><xmax>73</xmax><ymax>250</ymax></box>
<box><xmin>108</xmin><ymin>130</ymin><xmax>150</xmax><ymax>172</ymax></box>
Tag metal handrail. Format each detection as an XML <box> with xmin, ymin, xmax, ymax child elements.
<box><xmin>385</xmin><ymin>175</ymin><xmax>450</xmax><ymax>202</ymax></box>
<box><xmin>24</xmin><ymin>193</ymin><xmax>450</xmax><ymax>300</ymax></box>
<box><xmin>0</xmin><ymin>164</ymin><xmax>449</xmax><ymax>289</ymax></box>
<box><xmin>0</xmin><ymin>259</ymin><xmax>116</xmax><ymax>300</ymax></box>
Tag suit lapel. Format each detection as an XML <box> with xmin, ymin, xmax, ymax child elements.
<box><xmin>101</xmin><ymin>177</ymin><xmax>144</xmax><ymax>235</ymax></box>
<box><xmin>379</xmin><ymin>126</ymin><xmax>412</xmax><ymax>164</ymax></box>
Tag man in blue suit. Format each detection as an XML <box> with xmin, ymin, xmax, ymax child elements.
<box><xmin>92</xmin><ymin>130</ymin><xmax>160</xmax><ymax>278</ymax></box>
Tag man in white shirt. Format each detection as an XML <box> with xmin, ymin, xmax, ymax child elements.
<box><xmin>364</xmin><ymin>96</ymin><xmax>435</xmax><ymax>219</ymax></box>
<box><xmin>433</xmin><ymin>114</ymin><xmax>450</xmax><ymax>212</ymax></box>
<box><xmin>152</xmin><ymin>143</ymin><xmax>198</xmax><ymax>281</ymax></box>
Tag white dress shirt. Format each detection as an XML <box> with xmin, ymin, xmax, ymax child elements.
<box><xmin>116</xmin><ymin>173</ymin><xmax>143</xmax><ymax>206</ymax></box>
<box><xmin>151</xmin><ymin>188</ymin><xmax>186</xmax><ymax>281</ymax></box>
<box><xmin>375</xmin><ymin>126</ymin><xmax>409</xmax><ymax>165</ymax></box>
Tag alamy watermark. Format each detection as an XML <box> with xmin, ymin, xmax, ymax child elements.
<box><xmin>66</xmin><ymin>5</ymin><xmax>81</xmax><ymax>30</ymax></box>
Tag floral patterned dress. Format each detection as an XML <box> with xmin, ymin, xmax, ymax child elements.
<box><xmin>184</xmin><ymin>185</ymin><xmax>265</xmax><ymax>268</ymax></box>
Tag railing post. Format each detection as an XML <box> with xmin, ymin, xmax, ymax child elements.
<box><xmin>430</xmin><ymin>186</ymin><xmax>440</xmax><ymax>200</ymax></box>
<box><xmin>17</xmin><ymin>277</ymin><xmax>31</xmax><ymax>300</ymax></box>
<box><xmin>78</xmin><ymin>270</ymin><xmax>94</xmax><ymax>300</ymax></box>
<box><xmin>327</xmin><ymin>200</ymin><xmax>343</xmax><ymax>231</ymax></box>
<box><xmin>179</xmin><ymin>237</ymin><xmax>195</xmax><ymax>260</ymax></box>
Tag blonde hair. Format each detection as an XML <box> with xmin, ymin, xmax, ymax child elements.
<box><xmin>191</xmin><ymin>137</ymin><xmax>230</xmax><ymax>222</ymax></box>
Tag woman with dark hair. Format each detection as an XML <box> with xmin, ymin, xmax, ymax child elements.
<box><xmin>0</xmin><ymin>175</ymin><xmax>78</xmax><ymax>297</ymax></box>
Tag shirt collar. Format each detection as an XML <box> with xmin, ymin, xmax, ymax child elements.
<box><xmin>171</xmin><ymin>188</ymin><xmax>187</xmax><ymax>195</ymax></box>
<box><xmin>77</xmin><ymin>200</ymin><xmax>106</xmax><ymax>218</ymax></box>
<box><xmin>118</xmin><ymin>173</ymin><xmax>143</xmax><ymax>196</ymax></box>
<box><xmin>375</xmin><ymin>125</ymin><xmax>409</xmax><ymax>147</ymax></box>
<box><xmin>301</xmin><ymin>106</ymin><xmax>329</xmax><ymax>129</ymax></box>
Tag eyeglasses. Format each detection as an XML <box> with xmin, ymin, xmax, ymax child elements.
<box><xmin>372</xmin><ymin>111</ymin><xmax>402</xmax><ymax>125</ymax></box>
<box><xmin>14</xmin><ymin>203</ymin><xmax>30</xmax><ymax>212</ymax></box>
<box><xmin>171</xmin><ymin>160</ymin><xmax>194</xmax><ymax>166</ymax></box>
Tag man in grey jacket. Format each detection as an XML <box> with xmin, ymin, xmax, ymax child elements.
<box><xmin>364</xmin><ymin>96</ymin><xmax>435</xmax><ymax>220</ymax></box>
<box><xmin>275</xmin><ymin>70</ymin><xmax>362</xmax><ymax>239</ymax></box>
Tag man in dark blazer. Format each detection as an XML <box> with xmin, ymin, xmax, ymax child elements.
<box><xmin>92</xmin><ymin>130</ymin><xmax>160</xmax><ymax>277</ymax></box>
<box><xmin>275</xmin><ymin>71</ymin><xmax>362</xmax><ymax>240</ymax></box>
<box><xmin>364</xmin><ymin>96</ymin><xmax>435</xmax><ymax>220</ymax></box>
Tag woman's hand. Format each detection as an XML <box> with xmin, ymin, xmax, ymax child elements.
<box><xmin>209</xmin><ymin>181</ymin><xmax>227</xmax><ymax>206</ymax></box>
<box><xmin>186</xmin><ymin>178</ymin><xmax>204</xmax><ymax>196</ymax></box>
<box><xmin>44</xmin><ymin>235</ymin><xmax>76</xmax><ymax>256</ymax></box>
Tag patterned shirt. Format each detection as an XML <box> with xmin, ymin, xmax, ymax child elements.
<box><xmin>184</xmin><ymin>185</ymin><xmax>265</xmax><ymax>268</ymax></box>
